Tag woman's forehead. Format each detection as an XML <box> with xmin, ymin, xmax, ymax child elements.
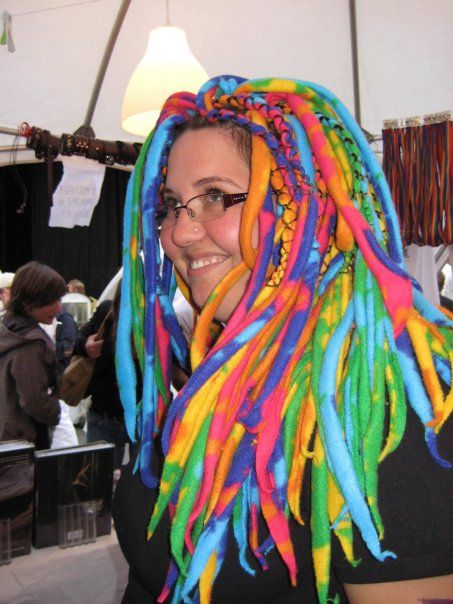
<box><xmin>166</xmin><ymin>127</ymin><xmax>250</xmax><ymax>188</ymax></box>
<box><xmin>169</xmin><ymin>127</ymin><xmax>239</xmax><ymax>157</ymax></box>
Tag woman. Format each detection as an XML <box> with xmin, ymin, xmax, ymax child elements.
<box><xmin>73</xmin><ymin>281</ymin><xmax>127</xmax><ymax>468</ymax></box>
<box><xmin>0</xmin><ymin>261</ymin><xmax>66</xmax><ymax>449</ymax></box>
<box><xmin>113</xmin><ymin>77</ymin><xmax>453</xmax><ymax>603</ymax></box>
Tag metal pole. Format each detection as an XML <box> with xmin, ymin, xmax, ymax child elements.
<box><xmin>349</xmin><ymin>0</ymin><xmax>362</xmax><ymax>125</ymax></box>
<box><xmin>78</xmin><ymin>0</ymin><xmax>132</xmax><ymax>134</ymax></box>
<box><xmin>0</xmin><ymin>145</ymin><xmax>27</xmax><ymax>152</ymax></box>
<box><xmin>0</xmin><ymin>126</ymin><xmax>24</xmax><ymax>136</ymax></box>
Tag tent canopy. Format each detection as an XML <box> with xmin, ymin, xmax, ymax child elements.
<box><xmin>1</xmin><ymin>0</ymin><xmax>452</xmax><ymax>164</ymax></box>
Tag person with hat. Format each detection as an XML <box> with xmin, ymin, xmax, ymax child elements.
<box><xmin>0</xmin><ymin>271</ymin><xmax>15</xmax><ymax>317</ymax></box>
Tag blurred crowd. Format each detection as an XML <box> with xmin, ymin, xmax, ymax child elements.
<box><xmin>0</xmin><ymin>263</ymin><xmax>128</xmax><ymax>471</ymax></box>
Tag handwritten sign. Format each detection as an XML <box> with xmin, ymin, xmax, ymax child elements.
<box><xmin>49</xmin><ymin>156</ymin><xmax>106</xmax><ymax>228</ymax></box>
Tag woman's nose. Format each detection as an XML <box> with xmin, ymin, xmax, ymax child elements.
<box><xmin>170</xmin><ymin>210</ymin><xmax>206</xmax><ymax>247</ymax></box>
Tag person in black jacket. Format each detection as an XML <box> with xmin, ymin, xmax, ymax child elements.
<box><xmin>73</xmin><ymin>282</ymin><xmax>127</xmax><ymax>468</ymax></box>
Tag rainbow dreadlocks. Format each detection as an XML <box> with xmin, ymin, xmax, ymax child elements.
<box><xmin>116</xmin><ymin>76</ymin><xmax>453</xmax><ymax>603</ymax></box>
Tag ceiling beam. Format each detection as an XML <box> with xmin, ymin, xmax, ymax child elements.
<box><xmin>75</xmin><ymin>0</ymin><xmax>132</xmax><ymax>136</ymax></box>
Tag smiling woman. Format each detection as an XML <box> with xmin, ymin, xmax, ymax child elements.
<box><xmin>113</xmin><ymin>76</ymin><xmax>453</xmax><ymax>603</ymax></box>
<box><xmin>0</xmin><ymin>261</ymin><xmax>66</xmax><ymax>449</ymax></box>
<box><xmin>160</xmin><ymin>126</ymin><xmax>254</xmax><ymax>322</ymax></box>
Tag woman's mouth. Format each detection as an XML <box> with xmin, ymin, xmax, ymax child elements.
<box><xmin>187</xmin><ymin>255</ymin><xmax>227</xmax><ymax>274</ymax></box>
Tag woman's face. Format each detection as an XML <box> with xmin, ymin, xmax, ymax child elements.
<box><xmin>160</xmin><ymin>128</ymin><xmax>254</xmax><ymax>323</ymax></box>
<box><xmin>28</xmin><ymin>299</ymin><xmax>62</xmax><ymax>324</ymax></box>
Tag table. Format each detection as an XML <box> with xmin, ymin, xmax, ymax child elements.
<box><xmin>0</xmin><ymin>530</ymin><xmax>128</xmax><ymax>604</ymax></box>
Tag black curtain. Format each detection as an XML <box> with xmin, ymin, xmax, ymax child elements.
<box><xmin>0</xmin><ymin>161</ymin><xmax>130</xmax><ymax>298</ymax></box>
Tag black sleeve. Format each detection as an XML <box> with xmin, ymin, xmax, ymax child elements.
<box><xmin>73</xmin><ymin>300</ymin><xmax>112</xmax><ymax>356</ymax></box>
<box><xmin>55</xmin><ymin>312</ymin><xmax>79</xmax><ymax>362</ymax></box>
<box><xmin>332</xmin><ymin>406</ymin><xmax>453</xmax><ymax>584</ymax></box>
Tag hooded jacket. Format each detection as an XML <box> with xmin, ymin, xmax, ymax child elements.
<box><xmin>0</xmin><ymin>314</ymin><xmax>60</xmax><ymax>448</ymax></box>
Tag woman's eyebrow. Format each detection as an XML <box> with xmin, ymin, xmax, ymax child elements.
<box><xmin>163</xmin><ymin>176</ymin><xmax>242</xmax><ymax>196</ymax></box>
<box><xmin>162</xmin><ymin>186</ymin><xmax>175</xmax><ymax>195</ymax></box>
<box><xmin>196</xmin><ymin>176</ymin><xmax>242</xmax><ymax>187</ymax></box>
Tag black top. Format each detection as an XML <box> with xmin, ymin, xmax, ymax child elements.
<box><xmin>113</xmin><ymin>406</ymin><xmax>453</xmax><ymax>603</ymax></box>
<box><xmin>55</xmin><ymin>309</ymin><xmax>79</xmax><ymax>378</ymax></box>
<box><xmin>74</xmin><ymin>300</ymin><xmax>123</xmax><ymax>420</ymax></box>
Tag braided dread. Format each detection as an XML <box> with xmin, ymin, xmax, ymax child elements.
<box><xmin>117</xmin><ymin>76</ymin><xmax>453</xmax><ymax>603</ymax></box>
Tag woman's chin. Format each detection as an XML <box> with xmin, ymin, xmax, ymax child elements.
<box><xmin>190</xmin><ymin>269</ymin><xmax>251</xmax><ymax>325</ymax></box>
<box><xmin>200</xmin><ymin>293</ymin><xmax>241</xmax><ymax>325</ymax></box>
<box><xmin>194</xmin><ymin>295</ymin><xmax>230</xmax><ymax>324</ymax></box>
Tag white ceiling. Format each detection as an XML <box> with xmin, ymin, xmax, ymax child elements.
<box><xmin>1</xmin><ymin>0</ymin><xmax>452</xmax><ymax>164</ymax></box>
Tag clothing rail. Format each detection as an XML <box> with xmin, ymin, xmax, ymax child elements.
<box><xmin>382</xmin><ymin>111</ymin><xmax>452</xmax><ymax>247</ymax></box>
<box><xmin>383</xmin><ymin>110</ymin><xmax>451</xmax><ymax>130</ymax></box>
<box><xmin>0</xmin><ymin>123</ymin><xmax>142</xmax><ymax>167</ymax></box>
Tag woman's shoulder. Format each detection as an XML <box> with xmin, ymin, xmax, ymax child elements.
<box><xmin>0</xmin><ymin>315</ymin><xmax>49</xmax><ymax>349</ymax></box>
<box><xmin>95</xmin><ymin>299</ymin><xmax>113</xmax><ymax>318</ymax></box>
<box><xmin>332</xmin><ymin>407</ymin><xmax>453</xmax><ymax>584</ymax></box>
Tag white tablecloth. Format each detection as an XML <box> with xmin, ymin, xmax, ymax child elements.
<box><xmin>0</xmin><ymin>530</ymin><xmax>128</xmax><ymax>604</ymax></box>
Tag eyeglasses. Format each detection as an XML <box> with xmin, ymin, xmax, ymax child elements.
<box><xmin>155</xmin><ymin>191</ymin><xmax>248</xmax><ymax>230</ymax></box>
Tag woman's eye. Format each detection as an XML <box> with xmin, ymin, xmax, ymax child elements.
<box><xmin>206</xmin><ymin>191</ymin><xmax>223</xmax><ymax>203</ymax></box>
<box><xmin>155</xmin><ymin>207</ymin><xmax>169</xmax><ymax>222</ymax></box>
<box><xmin>163</xmin><ymin>197</ymin><xmax>179</xmax><ymax>208</ymax></box>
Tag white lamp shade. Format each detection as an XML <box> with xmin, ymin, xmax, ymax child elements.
<box><xmin>121</xmin><ymin>26</ymin><xmax>208</xmax><ymax>136</ymax></box>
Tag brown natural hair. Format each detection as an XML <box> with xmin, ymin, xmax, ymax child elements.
<box><xmin>6</xmin><ymin>261</ymin><xmax>67</xmax><ymax>317</ymax></box>
<box><xmin>67</xmin><ymin>278</ymin><xmax>86</xmax><ymax>294</ymax></box>
<box><xmin>172</xmin><ymin>116</ymin><xmax>251</xmax><ymax>165</ymax></box>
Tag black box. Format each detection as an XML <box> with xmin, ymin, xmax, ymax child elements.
<box><xmin>33</xmin><ymin>441</ymin><xmax>114</xmax><ymax>549</ymax></box>
<box><xmin>0</xmin><ymin>440</ymin><xmax>35</xmax><ymax>559</ymax></box>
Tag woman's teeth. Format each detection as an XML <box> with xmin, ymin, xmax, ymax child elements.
<box><xmin>189</xmin><ymin>257</ymin><xmax>225</xmax><ymax>270</ymax></box>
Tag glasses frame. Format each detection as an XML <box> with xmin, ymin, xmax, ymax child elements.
<box><xmin>156</xmin><ymin>192</ymin><xmax>248</xmax><ymax>230</ymax></box>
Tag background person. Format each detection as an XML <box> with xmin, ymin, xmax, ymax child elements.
<box><xmin>438</xmin><ymin>269</ymin><xmax>453</xmax><ymax>314</ymax></box>
<box><xmin>54</xmin><ymin>308</ymin><xmax>79</xmax><ymax>377</ymax></box>
<box><xmin>0</xmin><ymin>261</ymin><xmax>66</xmax><ymax>449</ymax></box>
<box><xmin>67</xmin><ymin>278</ymin><xmax>87</xmax><ymax>295</ymax></box>
<box><xmin>113</xmin><ymin>76</ymin><xmax>453</xmax><ymax>603</ymax></box>
<box><xmin>62</xmin><ymin>280</ymin><xmax>93</xmax><ymax>329</ymax></box>
<box><xmin>0</xmin><ymin>271</ymin><xmax>15</xmax><ymax>317</ymax></box>
<box><xmin>38</xmin><ymin>305</ymin><xmax>79</xmax><ymax>449</ymax></box>
<box><xmin>73</xmin><ymin>281</ymin><xmax>127</xmax><ymax>468</ymax></box>
<box><xmin>67</xmin><ymin>277</ymin><xmax>97</xmax><ymax>314</ymax></box>
<box><xmin>40</xmin><ymin>308</ymin><xmax>79</xmax><ymax>378</ymax></box>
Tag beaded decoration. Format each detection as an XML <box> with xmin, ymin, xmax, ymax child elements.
<box><xmin>116</xmin><ymin>76</ymin><xmax>453</xmax><ymax>603</ymax></box>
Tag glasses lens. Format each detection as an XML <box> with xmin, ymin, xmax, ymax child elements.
<box><xmin>156</xmin><ymin>193</ymin><xmax>227</xmax><ymax>230</ymax></box>
<box><xmin>189</xmin><ymin>193</ymin><xmax>225</xmax><ymax>222</ymax></box>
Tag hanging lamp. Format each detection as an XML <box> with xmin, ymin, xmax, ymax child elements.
<box><xmin>121</xmin><ymin>1</ymin><xmax>208</xmax><ymax>136</ymax></box>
